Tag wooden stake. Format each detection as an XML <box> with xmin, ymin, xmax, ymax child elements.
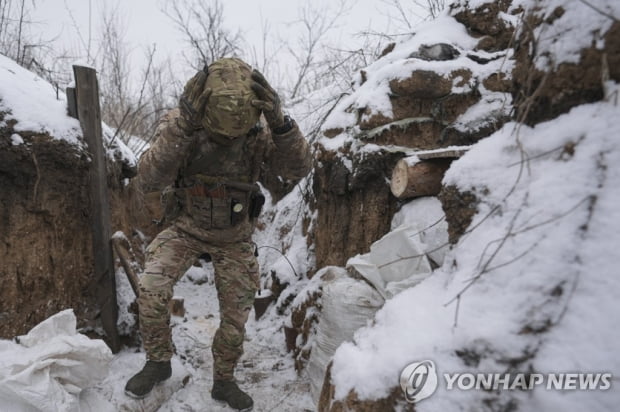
<box><xmin>111</xmin><ymin>235</ymin><xmax>141</xmax><ymax>298</ymax></box>
<box><xmin>74</xmin><ymin>65</ymin><xmax>120</xmax><ymax>353</ymax></box>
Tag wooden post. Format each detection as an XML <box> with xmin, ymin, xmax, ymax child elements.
<box><xmin>73</xmin><ymin>65</ymin><xmax>120</xmax><ymax>353</ymax></box>
<box><xmin>66</xmin><ymin>86</ymin><xmax>77</xmax><ymax>119</ymax></box>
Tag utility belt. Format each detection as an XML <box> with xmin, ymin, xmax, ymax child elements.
<box><xmin>162</xmin><ymin>174</ymin><xmax>265</xmax><ymax>229</ymax></box>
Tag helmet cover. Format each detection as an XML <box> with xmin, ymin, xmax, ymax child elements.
<box><xmin>202</xmin><ymin>58</ymin><xmax>260</xmax><ymax>138</ymax></box>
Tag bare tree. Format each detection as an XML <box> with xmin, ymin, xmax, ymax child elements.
<box><xmin>0</xmin><ymin>0</ymin><xmax>179</xmax><ymax>155</ymax></box>
<box><xmin>163</xmin><ymin>0</ymin><xmax>242</xmax><ymax>70</ymax></box>
<box><xmin>423</xmin><ymin>0</ymin><xmax>447</xmax><ymax>19</ymax></box>
<box><xmin>62</xmin><ymin>0</ymin><xmax>94</xmax><ymax>64</ymax></box>
<box><xmin>0</xmin><ymin>0</ymin><xmax>76</xmax><ymax>96</ymax></box>
<box><xmin>128</xmin><ymin>47</ymin><xmax>181</xmax><ymax>155</ymax></box>
<box><xmin>97</xmin><ymin>3</ymin><xmax>131</xmax><ymax>138</ymax></box>
<box><xmin>0</xmin><ymin>0</ymin><xmax>32</xmax><ymax>63</ymax></box>
<box><xmin>381</xmin><ymin>0</ymin><xmax>446</xmax><ymax>30</ymax></box>
<box><xmin>247</xmin><ymin>12</ymin><xmax>285</xmax><ymax>89</ymax></box>
<box><xmin>287</xmin><ymin>0</ymin><xmax>352</xmax><ymax>100</ymax></box>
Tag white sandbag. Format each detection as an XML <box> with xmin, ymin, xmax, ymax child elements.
<box><xmin>391</xmin><ymin>196</ymin><xmax>449</xmax><ymax>266</ymax></box>
<box><xmin>306</xmin><ymin>269</ymin><xmax>385</xmax><ymax>403</ymax></box>
<box><xmin>347</xmin><ymin>225</ymin><xmax>432</xmax><ymax>299</ymax></box>
<box><xmin>0</xmin><ymin>309</ymin><xmax>113</xmax><ymax>412</ymax></box>
<box><xmin>347</xmin><ymin>197</ymin><xmax>449</xmax><ymax>299</ymax></box>
<box><xmin>306</xmin><ymin>197</ymin><xmax>449</xmax><ymax>404</ymax></box>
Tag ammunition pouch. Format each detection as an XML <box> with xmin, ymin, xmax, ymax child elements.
<box><xmin>180</xmin><ymin>176</ymin><xmax>264</xmax><ymax>229</ymax></box>
<box><xmin>249</xmin><ymin>191</ymin><xmax>265</xmax><ymax>218</ymax></box>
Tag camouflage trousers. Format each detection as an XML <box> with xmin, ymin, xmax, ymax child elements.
<box><xmin>138</xmin><ymin>225</ymin><xmax>259</xmax><ymax>381</ymax></box>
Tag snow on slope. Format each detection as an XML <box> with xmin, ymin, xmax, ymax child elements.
<box><xmin>0</xmin><ymin>54</ymin><xmax>136</xmax><ymax>168</ymax></box>
<box><xmin>324</xmin><ymin>1</ymin><xmax>620</xmax><ymax>410</ymax></box>
<box><xmin>477</xmin><ymin>0</ymin><xmax>619</xmax><ymax>70</ymax></box>
<box><xmin>0</xmin><ymin>55</ymin><xmax>82</xmax><ymax>145</ymax></box>
<box><xmin>331</xmin><ymin>94</ymin><xmax>620</xmax><ymax>410</ymax></box>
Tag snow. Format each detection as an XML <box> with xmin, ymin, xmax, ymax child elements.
<box><xmin>320</xmin><ymin>14</ymin><xmax>478</xmax><ymax>133</ymax></box>
<box><xmin>511</xmin><ymin>0</ymin><xmax>620</xmax><ymax>70</ymax></box>
<box><xmin>115</xmin><ymin>265</ymin><xmax>138</xmax><ymax>337</ymax></box>
<box><xmin>101</xmin><ymin>123</ymin><xmax>138</xmax><ymax>169</ymax></box>
<box><xmin>318</xmin><ymin>12</ymin><xmax>513</xmax><ymax>158</ymax></box>
<box><xmin>453</xmin><ymin>91</ymin><xmax>512</xmax><ymax>132</ymax></box>
<box><xmin>0</xmin><ymin>54</ymin><xmax>82</xmax><ymax>146</ymax></box>
<box><xmin>86</xmin><ymin>258</ymin><xmax>315</xmax><ymax>411</ymax></box>
<box><xmin>319</xmin><ymin>132</ymin><xmax>354</xmax><ymax>152</ymax></box>
<box><xmin>253</xmin><ymin>180</ymin><xmax>315</xmax><ymax>289</ymax></box>
<box><xmin>159</xmin><ymin>260</ymin><xmax>314</xmax><ymax>411</ymax></box>
<box><xmin>0</xmin><ymin>53</ymin><xmax>137</xmax><ymax>168</ymax></box>
<box><xmin>10</xmin><ymin>134</ymin><xmax>24</xmax><ymax>146</ymax></box>
<box><xmin>330</xmin><ymin>99</ymin><xmax>620</xmax><ymax>410</ymax></box>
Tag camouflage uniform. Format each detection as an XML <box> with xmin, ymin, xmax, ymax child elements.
<box><xmin>134</xmin><ymin>62</ymin><xmax>311</xmax><ymax>381</ymax></box>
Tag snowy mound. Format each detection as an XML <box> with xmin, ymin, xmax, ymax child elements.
<box><xmin>0</xmin><ymin>54</ymin><xmax>82</xmax><ymax>145</ymax></box>
<box><xmin>318</xmin><ymin>14</ymin><xmax>512</xmax><ymax>153</ymax></box>
<box><xmin>0</xmin><ymin>54</ymin><xmax>136</xmax><ymax>167</ymax></box>
<box><xmin>331</xmin><ymin>97</ymin><xmax>620</xmax><ymax>410</ymax></box>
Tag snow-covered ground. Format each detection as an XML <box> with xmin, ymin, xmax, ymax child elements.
<box><xmin>107</xmin><ymin>259</ymin><xmax>314</xmax><ymax>412</ymax></box>
<box><xmin>1</xmin><ymin>259</ymin><xmax>314</xmax><ymax>411</ymax></box>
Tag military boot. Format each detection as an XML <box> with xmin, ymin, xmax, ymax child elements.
<box><xmin>211</xmin><ymin>380</ymin><xmax>254</xmax><ymax>411</ymax></box>
<box><xmin>124</xmin><ymin>360</ymin><xmax>172</xmax><ymax>399</ymax></box>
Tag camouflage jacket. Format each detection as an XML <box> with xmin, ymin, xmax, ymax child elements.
<box><xmin>135</xmin><ymin>108</ymin><xmax>311</xmax><ymax>243</ymax></box>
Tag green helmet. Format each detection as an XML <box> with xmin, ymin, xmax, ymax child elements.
<box><xmin>202</xmin><ymin>58</ymin><xmax>260</xmax><ymax>139</ymax></box>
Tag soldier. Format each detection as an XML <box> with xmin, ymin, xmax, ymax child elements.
<box><xmin>124</xmin><ymin>58</ymin><xmax>311</xmax><ymax>411</ymax></box>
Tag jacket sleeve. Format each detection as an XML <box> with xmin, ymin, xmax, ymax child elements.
<box><xmin>134</xmin><ymin>109</ymin><xmax>192</xmax><ymax>192</ymax></box>
<box><xmin>264</xmin><ymin>118</ymin><xmax>312</xmax><ymax>182</ymax></box>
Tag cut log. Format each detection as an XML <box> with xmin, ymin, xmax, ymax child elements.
<box><xmin>390</xmin><ymin>158</ymin><xmax>452</xmax><ymax>199</ymax></box>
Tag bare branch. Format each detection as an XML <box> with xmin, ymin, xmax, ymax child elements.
<box><xmin>577</xmin><ymin>0</ymin><xmax>619</xmax><ymax>22</ymax></box>
<box><xmin>163</xmin><ymin>0</ymin><xmax>242</xmax><ymax>70</ymax></box>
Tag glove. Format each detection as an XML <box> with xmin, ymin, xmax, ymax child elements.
<box><xmin>250</xmin><ymin>69</ymin><xmax>285</xmax><ymax>130</ymax></box>
<box><xmin>177</xmin><ymin>67</ymin><xmax>212</xmax><ymax>135</ymax></box>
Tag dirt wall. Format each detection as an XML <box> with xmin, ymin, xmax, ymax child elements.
<box><xmin>0</xmin><ymin>125</ymin><xmax>96</xmax><ymax>338</ymax></box>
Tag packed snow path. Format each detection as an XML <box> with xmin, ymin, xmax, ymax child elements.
<box><xmin>95</xmin><ymin>260</ymin><xmax>314</xmax><ymax>411</ymax></box>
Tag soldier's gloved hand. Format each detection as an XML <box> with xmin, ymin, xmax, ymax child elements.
<box><xmin>177</xmin><ymin>67</ymin><xmax>212</xmax><ymax>135</ymax></box>
<box><xmin>250</xmin><ymin>69</ymin><xmax>287</xmax><ymax>131</ymax></box>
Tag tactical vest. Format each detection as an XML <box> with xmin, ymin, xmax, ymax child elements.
<box><xmin>168</xmin><ymin>126</ymin><xmax>267</xmax><ymax>230</ymax></box>
<box><xmin>181</xmin><ymin>127</ymin><xmax>261</xmax><ymax>182</ymax></box>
